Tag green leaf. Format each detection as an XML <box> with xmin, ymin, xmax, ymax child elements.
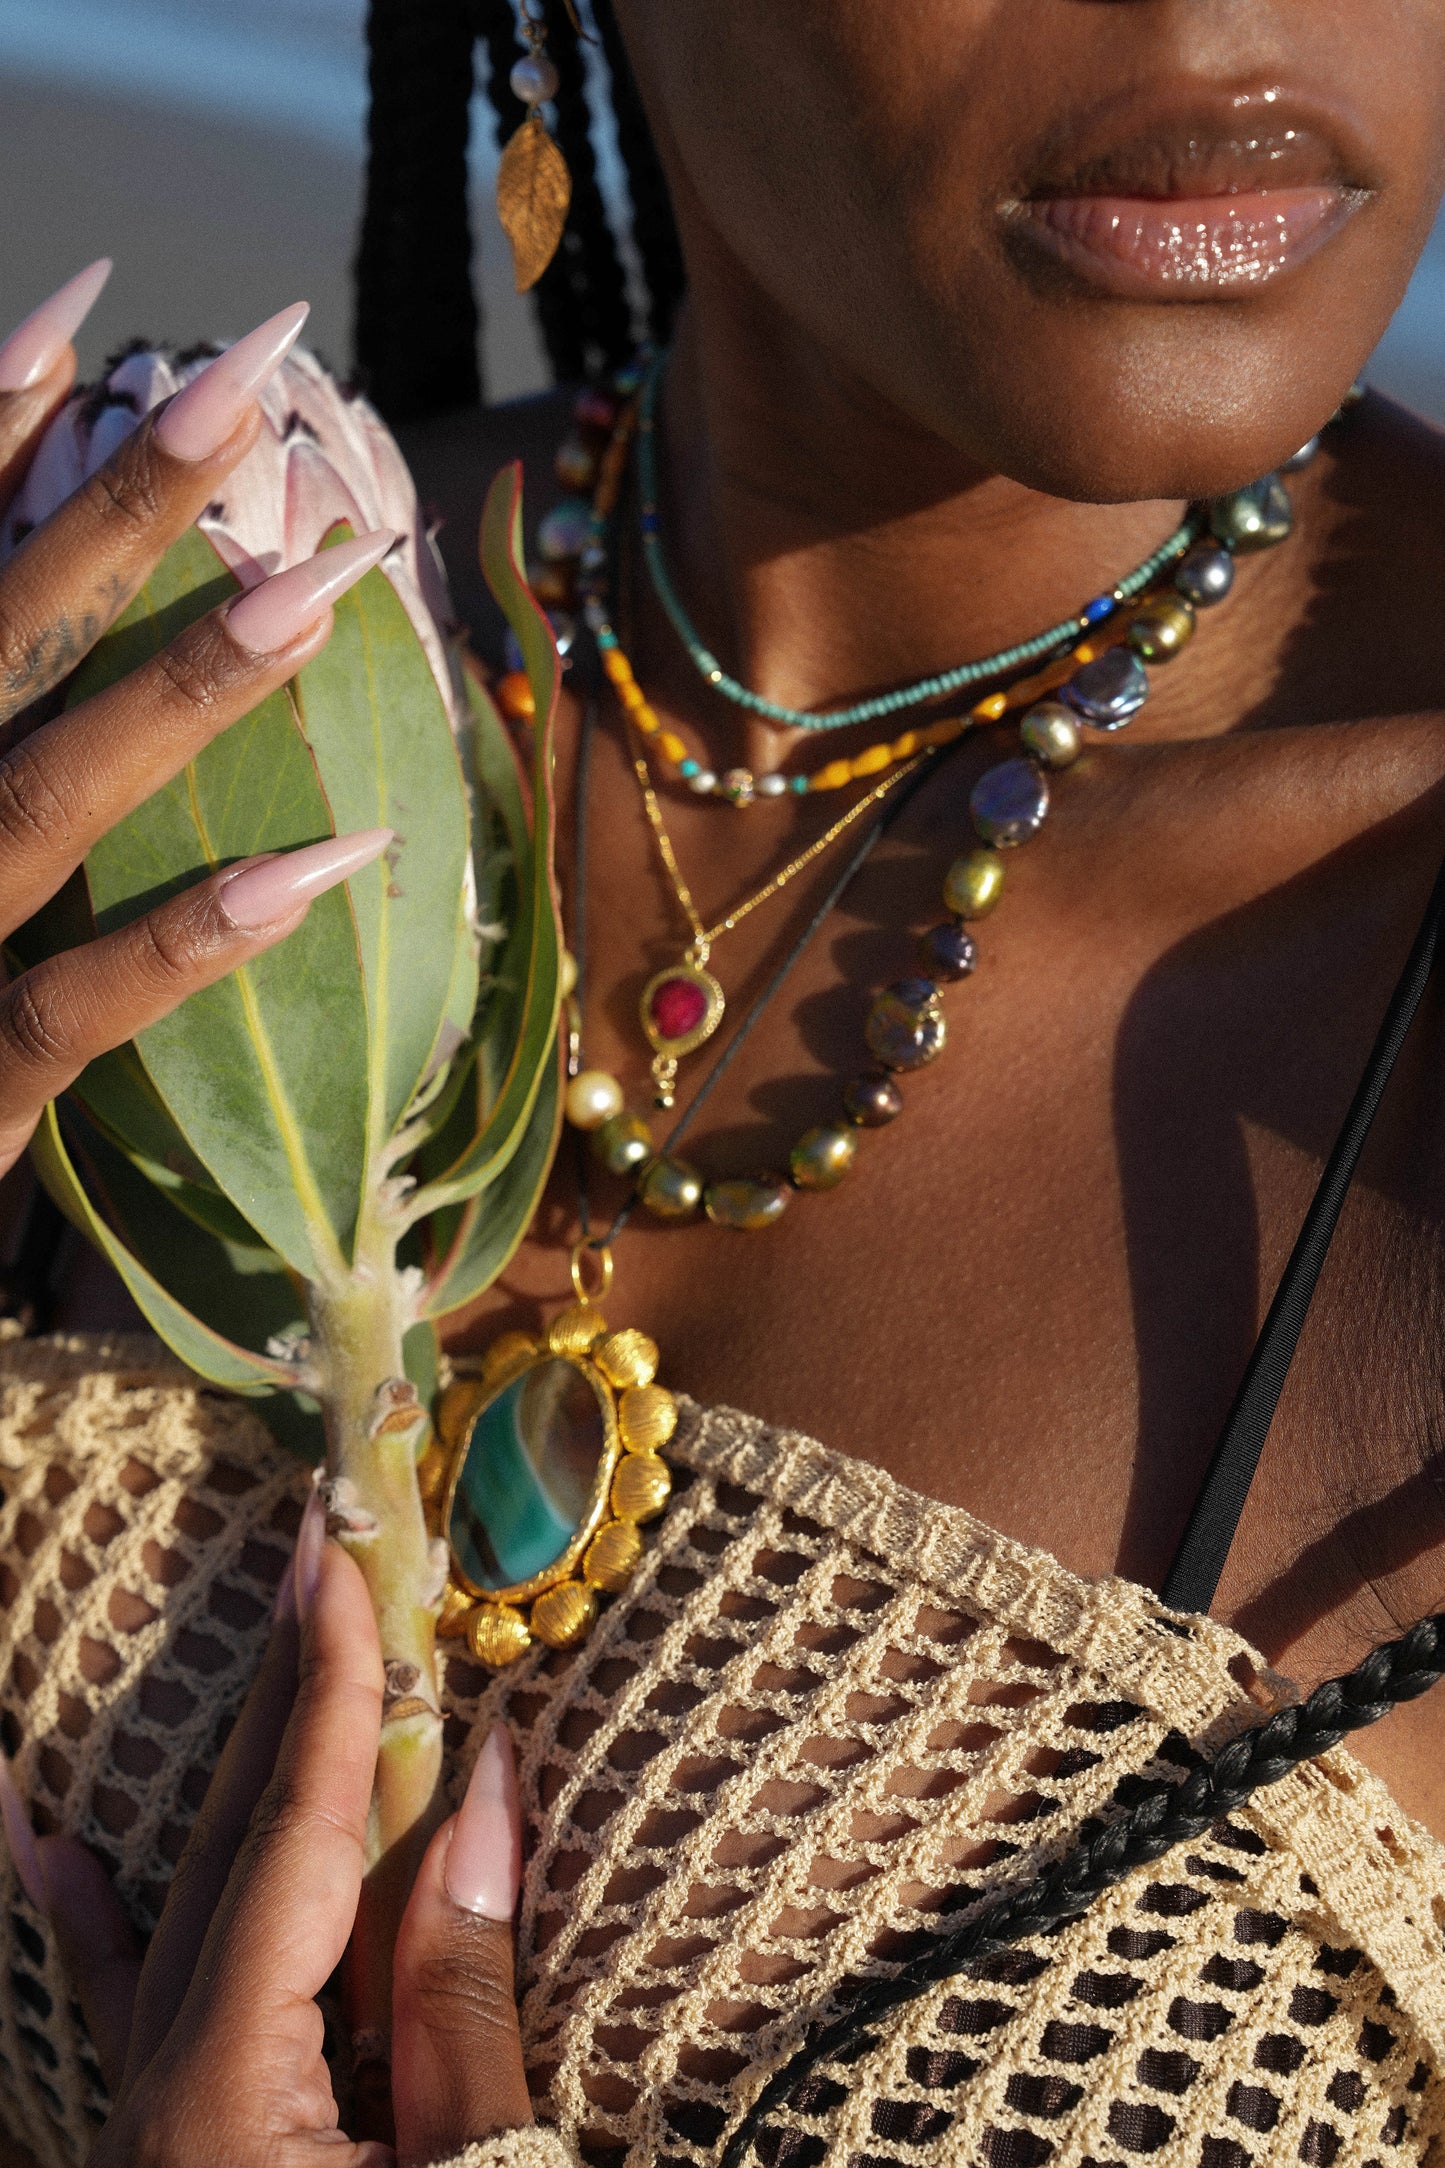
<box><xmin>405</xmin><ymin>466</ymin><xmax>563</xmax><ymax>1218</ymax></box>
<box><xmin>30</xmin><ymin>1104</ymin><xmax>296</xmax><ymax>1395</ymax></box>
<box><xmin>294</xmin><ymin>527</ymin><xmax>476</xmax><ymax>1145</ymax></box>
<box><xmin>67</xmin><ymin>527</ymin><xmax>374</xmax><ymax>1279</ymax></box>
<box><xmin>421</xmin><ymin>1037</ymin><xmax>562</xmax><ymax>1319</ymax></box>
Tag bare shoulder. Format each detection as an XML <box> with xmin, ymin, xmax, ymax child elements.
<box><xmin>395</xmin><ymin>388</ymin><xmax>575</xmax><ymax>655</ymax></box>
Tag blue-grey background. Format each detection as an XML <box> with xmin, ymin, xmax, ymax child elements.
<box><xmin>2</xmin><ymin>0</ymin><xmax>1443</xmax><ymax>421</ymax></box>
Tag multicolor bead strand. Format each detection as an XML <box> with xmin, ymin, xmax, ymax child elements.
<box><xmin>561</xmin><ymin>454</ymin><xmax>1305</xmax><ymax>1229</ymax></box>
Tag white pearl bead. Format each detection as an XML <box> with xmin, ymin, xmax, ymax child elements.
<box><xmin>565</xmin><ymin>1070</ymin><xmax>625</xmax><ymax>1132</ymax></box>
<box><xmin>756</xmin><ymin>774</ymin><xmax>788</xmax><ymax>798</ymax></box>
<box><xmin>559</xmin><ymin>947</ymin><xmax>579</xmax><ymax>999</ymax></box>
<box><xmin>511</xmin><ymin>53</ymin><xmax>559</xmax><ymax>104</ymax></box>
<box><xmin>688</xmin><ymin>770</ymin><xmax>718</xmax><ymax>794</ymax></box>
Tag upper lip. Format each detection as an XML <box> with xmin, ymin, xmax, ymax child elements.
<box><xmin>1010</xmin><ymin>86</ymin><xmax>1378</xmax><ymax>204</ymax></box>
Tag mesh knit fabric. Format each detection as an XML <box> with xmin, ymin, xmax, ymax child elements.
<box><xmin>0</xmin><ymin>1333</ymin><xmax>1439</xmax><ymax>2168</ymax></box>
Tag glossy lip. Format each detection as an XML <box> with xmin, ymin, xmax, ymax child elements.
<box><xmin>999</xmin><ymin>85</ymin><xmax>1377</xmax><ymax>298</ymax></box>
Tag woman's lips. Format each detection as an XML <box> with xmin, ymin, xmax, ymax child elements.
<box><xmin>1008</xmin><ymin>185</ymin><xmax>1357</xmax><ymax>296</ymax></box>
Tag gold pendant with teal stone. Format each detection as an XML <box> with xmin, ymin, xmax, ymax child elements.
<box><xmin>424</xmin><ymin>1244</ymin><xmax>674</xmax><ymax>1668</ymax></box>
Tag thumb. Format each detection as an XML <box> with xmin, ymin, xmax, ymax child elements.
<box><xmin>391</xmin><ymin>1725</ymin><xmax>532</xmax><ymax>2168</ymax></box>
<box><xmin>35</xmin><ymin>1834</ymin><xmax>144</xmax><ymax>2096</ymax></box>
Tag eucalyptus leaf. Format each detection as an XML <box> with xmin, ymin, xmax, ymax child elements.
<box><xmin>67</xmin><ymin>527</ymin><xmax>374</xmax><ymax>1278</ymax></box>
<box><xmin>406</xmin><ymin>467</ymin><xmax>563</xmax><ymax>1220</ymax></box>
<box><xmin>294</xmin><ymin>525</ymin><xmax>476</xmax><ymax>1148</ymax></box>
<box><xmin>31</xmin><ymin>1103</ymin><xmax>296</xmax><ymax>1395</ymax></box>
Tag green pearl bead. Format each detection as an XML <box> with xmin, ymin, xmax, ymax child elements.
<box><xmin>1208</xmin><ymin>476</ymin><xmax>1292</xmax><ymax>554</ymax></box>
<box><xmin>1126</xmin><ymin>595</ymin><xmax>1195</xmax><ymax>663</ymax></box>
<box><xmin>1019</xmin><ymin>701</ymin><xmax>1081</xmax><ymax>770</ymax></box>
<box><xmin>704</xmin><ymin>1177</ymin><xmax>792</xmax><ymax>1231</ymax></box>
<box><xmin>789</xmin><ymin>1123</ymin><xmax>859</xmax><ymax>1192</ymax></box>
<box><xmin>592</xmin><ymin>1111</ymin><xmax>653</xmax><ymax>1178</ymax></box>
<box><xmin>639</xmin><ymin>1154</ymin><xmax>704</xmax><ymax>1221</ymax></box>
<box><xmin>943</xmin><ymin>848</ymin><xmax>1005</xmax><ymax>919</ymax></box>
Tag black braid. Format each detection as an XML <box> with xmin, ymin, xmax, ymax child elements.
<box><xmin>591</xmin><ymin>0</ymin><xmax>686</xmax><ymax>346</ymax></box>
<box><xmin>473</xmin><ymin>1</ymin><xmax>635</xmax><ymax>386</ymax></box>
<box><xmin>356</xmin><ymin>0</ymin><xmax>481</xmax><ymax>423</ymax></box>
<box><xmin>717</xmin><ymin>1611</ymin><xmax>1445</xmax><ymax>2168</ymax></box>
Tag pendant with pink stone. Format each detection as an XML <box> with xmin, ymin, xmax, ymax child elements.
<box><xmin>639</xmin><ymin>958</ymin><xmax>726</xmax><ymax>1108</ymax></box>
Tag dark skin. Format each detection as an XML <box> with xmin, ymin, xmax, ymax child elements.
<box><xmin>397</xmin><ymin>0</ymin><xmax>1445</xmax><ymax>1841</ymax></box>
<box><xmin>8</xmin><ymin>5</ymin><xmax>1445</xmax><ymax>2149</ymax></box>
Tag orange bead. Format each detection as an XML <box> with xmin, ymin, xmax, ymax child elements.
<box><xmin>973</xmin><ymin>692</ymin><xmax>1009</xmax><ymax>722</ymax></box>
<box><xmin>891</xmin><ymin>731</ymin><xmax>919</xmax><ymax>760</ymax></box>
<box><xmin>495</xmin><ymin>671</ymin><xmax>535</xmax><ymax>723</ymax></box>
<box><xmin>851</xmin><ymin>743</ymin><xmax>893</xmax><ymax>777</ymax></box>
<box><xmin>601</xmin><ymin>649</ymin><xmax>631</xmax><ymax>683</ymax></box>
<box><xmin>633</xmin><ymin>705</ymin><xmax>661</xmax><ymax>734</ymax></box>
<box><xmin>812</xmin><ymin>759</ymin><xmax>855</xmax><ymax>792</ymax></box>
<box><xmin>657</xmin><ymin>732</ymin><xmax>689</xmax><ymax>765</ymax></box>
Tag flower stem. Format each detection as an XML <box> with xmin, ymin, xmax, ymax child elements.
<box><xmin>308</xmin><ymin>1222</ymin><xmax>445</xmax><ymax>2132</ymax></box>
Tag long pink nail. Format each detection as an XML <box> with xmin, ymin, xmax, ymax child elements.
<box><xmin>0</xmin><ymin>1751</ymin><xmax>47</xmax><ymax>1913</ymax></box>
<box><xmin>293</xmin><ymin>1487</ymin><xmax>326</xmax><ymax>1620</ymax></box>
<box><xmin>444</xmin><ymin>1724</ymin><xmax>522</xmax><ymax>1918</ymax></box>
<box><xmin>227</xmin><ymin>530</ymin><xmax>397</xmax><ymax>655</ymax></box>
<box><xmin>0</xmin><ymin>259</ymin><xmax>113</xmax><ymax>394</ymax></box>
<box><xmin>154</xmin><ymin>301</ymin><xmax>309</xmax><ymax>461</ymax></box>
<box><xmin>218</xmin><ymin>827</ymin><xmax>393</xmax><ymax>933</ymax></box>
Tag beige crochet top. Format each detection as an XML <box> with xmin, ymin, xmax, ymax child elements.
<box><xmin>0</xmin><ymin>1333</ymin><xmax>1439</xmax><ymax>2168</ymax></box>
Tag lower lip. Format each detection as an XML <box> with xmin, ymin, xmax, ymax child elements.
<box><xmin>1010</xmin><ymin>187</ymin><xmax>1353</xmax><ymax>295</ymax></box>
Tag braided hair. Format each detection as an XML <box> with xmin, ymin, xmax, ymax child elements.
<box><xmin>720</xmin><ymin>1610</ymin><xmax>1445</xmax><ymax>2168</ymax></box>
<box><xmin>355</xmin><ymin>0</ymin><xmax>684</xmax><ymax>420</ymax></box>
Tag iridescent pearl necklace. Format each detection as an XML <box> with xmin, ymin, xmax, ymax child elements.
<box><xmin>560</xmin><ymin>429</ymin><xmax>1323</xmax><ymax>1232</ymax></box>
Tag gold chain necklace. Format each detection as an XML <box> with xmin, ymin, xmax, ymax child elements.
<box><xmin>630</xmin><ymin>731</ymin><xmax>924</xmax><ymax>1105</ymax></box>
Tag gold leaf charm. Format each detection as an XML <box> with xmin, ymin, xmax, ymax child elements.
<box><xmin>497</xmin><ymin>114</ymin><xmax>571</xmax><ymax>292</ymax></box>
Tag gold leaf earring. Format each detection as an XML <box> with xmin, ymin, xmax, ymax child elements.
<box><xmin>497</xmin><ymin>2</ymin><xmax>572</xmax><ymax>293</ymax></box>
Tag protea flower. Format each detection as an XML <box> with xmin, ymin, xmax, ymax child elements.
<box><xmin>3</xmin><ymin>342</ymin><xmax>564</xmax><ymax>2064</ymax></box>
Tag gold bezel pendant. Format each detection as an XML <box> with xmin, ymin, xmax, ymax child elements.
<box><xmin>424</xmin><ymin>1275</ymin><xmax>674</xmax><ymax>1669</ymax></box>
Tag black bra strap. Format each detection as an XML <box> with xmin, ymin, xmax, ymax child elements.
<box><xmin>1160</xmin><ymin>843</ymin><xmax>1445</xmax><ymax>1615</ymax></box>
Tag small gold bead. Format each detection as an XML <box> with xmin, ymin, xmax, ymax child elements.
<box><xmin>436</xmin><ymin>1585</ymin><xmax>474</xmax><ymax>1639</ymax></box>
<box><xmin>531</xmin><ymin>1580</ymin><xmax>598</xmax><ymax>1649</ymax></box>
<box><xmin>584</xmin><ymin>1519</ymin><xmax>644</xmax><ymax>1591</ymax></box>
<box><xmin>595</xmin><ymin>1328</ymin><xmax>659</xmax><ymax>1390</ymax></box>
<box><xmin>565</xmin><ymin>1069</ymin><xmax>625</xmax><ymax>1132</ymax></box>
<box><xmin>943</xmin><ymin>848</ymin><xmax>1005</xmax><ymax>919</ymax></box>
<box><xmin>468</xmin><ymin>1604</ymin><xmax>532</xmax><ymax>1666</ymax></box>
<box><xmin>549</xmin><ymin>1303</ymin><xmax>607</xmax><ymax>1358</ymax></box>
<box><xmin>611</xmin><ymin>1450</ymin><xmax>672</xmax><ymax>1524</ymax></box>
<box><xmin>478</xmin><ymin>1332</ymin><xmax>542</xmax><ymax>1390</ymax></box>
<box><xmin>619</xmin><ymin>1383</ymin><xmax>678</xmax><ymax>1453</ymax></box>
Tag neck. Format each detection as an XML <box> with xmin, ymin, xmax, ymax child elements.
<box><xmin>655</xmin><ymin>262</ymin><xmax>1187</xmax><ymax>778</ymax></box>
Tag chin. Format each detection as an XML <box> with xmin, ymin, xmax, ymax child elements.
<box><xmin>892</xmin><ymin>228</ymin><xmax>1401</xmax><ymax>505</ymax></box>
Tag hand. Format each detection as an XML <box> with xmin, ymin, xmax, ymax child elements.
<box><xmin>18</xmin><ymin>1502</ymin><xmax>532</xmax><ymax>2168</ymax></box>
<box><xmin>0</xmin><ymin>265</ymin><xmax>397</xmax><ymax>1180</ymax></box>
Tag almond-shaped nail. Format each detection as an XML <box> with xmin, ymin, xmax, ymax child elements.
<box><xmin>218</xmin><ymin>827</ymin><xmax>393</xmax><ymax>933</ymax></box>
<box><xmin>444</xmin><ymin>1724</ymin><xmax>522</xmax><ymax>1919</ymax></box>
<box><xmin>0</xmin><ymin>259</ymin><xmax>113</xmax><ymax>394</ymax></box>
<box><xmin>0</xmin><ymin>1750</ymin><xmax>47</xmax><ymax>1914</ymax></box>
<box><xmin>227</xmin><ymin>530</ymin><xmax>397</xmax><ymax>656</ymax></box>
<box><xmin>293</xmin><ymin>1487</ymin><xmax>326</xmax><ymax>1621</ymax></box>
<box><xmin>153</xmin><ymin>301</ymin><xmax>309</xmax><ymax>462</ymax></box>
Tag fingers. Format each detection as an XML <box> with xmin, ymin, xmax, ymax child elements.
<box><xmin>0</xmin><ymin>261</ymin><xmax>111</xmax><ymax>513</ymax></box>
<box><xmin>0</xmin><ymin>526</ymin><xmax>396</xmax><ymax>938</ymax></box>
<box><xmin>175</xmin><ymin>1537</ymin><xmax>383</xmax><ymax>2037</ymax></box>
<box><xmin>33</xmin><ymin>1835</ymin><xmax>143</xmax><ymax>2096</ymax></box>
<box><xmin>391</xmin><ymin>1726</ymin><xmax>532</xmax><ymax>2168</ymax></box>
<box><xmin>119</xmin><ymin>1495</ymin><xmax>318</xmax><ymax>2091</ymax></box>
<box><xmin>0</xmin><ymin>826</ymin><xmax>392</xmax><ymax>1178</ymax></box>
<box><xmin>0</xmin><ymin>301</ymin><xmax>308</xmax><ymax>724</ymax></box>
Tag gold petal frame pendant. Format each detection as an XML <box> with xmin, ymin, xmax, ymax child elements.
<box><xmin>422</xmin><ymin>1274</ymin><xmax>674</xmax><ymax>1669</ymax></box>
<box><xmin>497</xmin><ymin>113</ymin><xmax>572</xmax><ymax>293</ymax></box>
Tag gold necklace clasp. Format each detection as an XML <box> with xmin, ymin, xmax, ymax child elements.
<box><xmin>570</xmin><ymin>1239</ymin><xmax>615</xmax><ymax>1305</ymax></box>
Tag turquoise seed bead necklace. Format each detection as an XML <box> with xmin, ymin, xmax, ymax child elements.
<box><xmin>561</xmin><ymin>396</ymin><xmax>1334</xmax><ymax>1235</ymax></box>
<box><xmin>633</xmin><ymin>349</ymin><xmax>1201</xmax><ymax>740</ymax></box>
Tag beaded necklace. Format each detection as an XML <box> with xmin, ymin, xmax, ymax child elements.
<box><xmin>562</xmin><ymin>418</ymin><xmax>1312</xmax><ymax>1231</ymax></box>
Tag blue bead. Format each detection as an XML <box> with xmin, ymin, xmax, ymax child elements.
<box><xmin>679</xmin><ymin>759</ymin><xmax>700</xmax><ymax>779</ymax></box>
<box><xmin>1082</xmin><ymin>595</ymin><xmax>1115</xmax><ymax>625</ymax></box>
<box><xmin>1062</xmin><ymin>645</ymin><xmax>1149</xmax><ymax>730</ymax></box>
<box><xmin>790</xmin><ymin>776</ymin><xmax>809</xmax><ymax>794</ymax></box>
